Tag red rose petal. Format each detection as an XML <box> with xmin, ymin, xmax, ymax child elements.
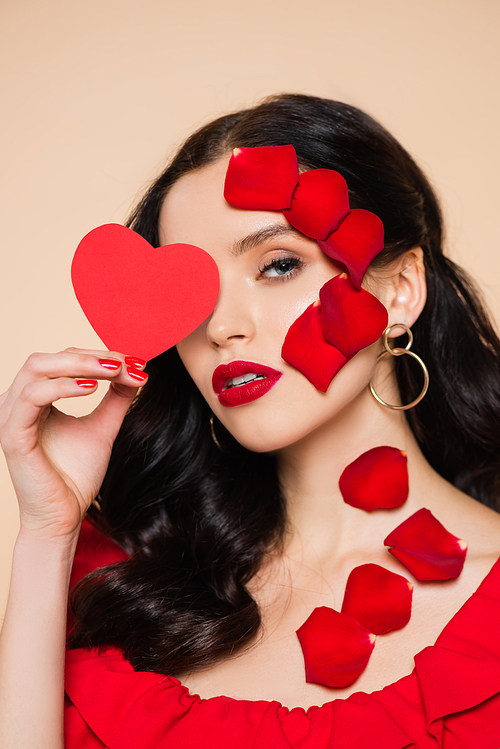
<box><xmin>282</xmin><ymin>169</ymin><xmax>350</xmax><ymax>240</ymax></box>
<box><xmin>296</xmin><ymin>606</ymin><xmax>376</xmax><ymax>688</ymax></box>
<box><xmin>341</xmin><ymin>564</ymin><xmax>413</xmax><ymax>635</ymax></box>
<box><xmin>339</xmin><ymin>446</ymin><xmax>409</xmax><ymax>511</ymax></box>
<box><xmin>318</xmin><ymin>209</ymin><xmax>384</xmax><ymax>289</ymax></box>
<box><xmin>384</xmin><ymin>508</ymin><xmax>468</xmax><ymax>581</ymax></box>
<box><xmin>319</xmin><ymin>274</ymin><xmax>388</xmax><ymax>357</ymax></box>
<box><xmin>281</xmin><ymin>301</ymin><xmax>349</xmax><ymax>392</ymax></box>
<box><xmin>223</xmin><ymin>145</ymin><xmax>299</xmax><ymax>210</ymax></box>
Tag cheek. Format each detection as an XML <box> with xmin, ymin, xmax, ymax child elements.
<box><xmin>176</xmin><ymin>329</ymin><xmax>209</xmax><ymax>388</ymax></box>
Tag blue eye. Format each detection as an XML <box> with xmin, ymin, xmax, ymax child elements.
<box><xmin>259</xmin><ymin>256</ymin><xmax>303</xmax><ymax>280</ymax></box>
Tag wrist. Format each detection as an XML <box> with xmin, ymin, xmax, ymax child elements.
<box><xmin>15</xmin><ymin>523</ymin><xmax>81</xmax><ymax>561</ymax></box>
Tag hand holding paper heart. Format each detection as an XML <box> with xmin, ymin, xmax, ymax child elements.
<box><xmin>71</xmin><ymin>224</ymin><xmax>220</xmax><ymax>361</ymax></box>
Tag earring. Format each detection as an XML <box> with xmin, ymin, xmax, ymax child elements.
<box><xmin>210</xmin><ymin>413</ymin><xmax>223</xmax><ymax>450</ymax></box>
<box><xmin>369</xmin><ymin>323</ymin><xmax>429</xmax><ymax>411</ymax></box>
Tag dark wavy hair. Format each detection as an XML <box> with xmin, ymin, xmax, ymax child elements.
<box><xmin>69</xmin><ymin>93</ymin><xmax>500</xmax><ymax>675</ymax></box>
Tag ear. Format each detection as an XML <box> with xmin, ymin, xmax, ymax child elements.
<box><xmin>383</xmin><ymin>248</ymin><xmax>426</xmax><ymax>339</ymax></box>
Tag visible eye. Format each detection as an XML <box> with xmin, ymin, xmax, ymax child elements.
<box><xmin>259</xmin><ymin>256</ymin><xmax>304</xmax><ymax>280</ymax></box>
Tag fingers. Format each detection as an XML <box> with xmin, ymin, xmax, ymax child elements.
<box><xmin>1</xmin><ymin>377</ymin><xmax>100</xmax><ymax>457</ymax></box>
<box><xmin>8</xmin><ymin>350</ymin><xmax>147</xmax><ymax>399</ymax></box>
<box><xmin>0</xmin><ymin>349</ymin><xmax>148</xmax><ymax>432</ymax></box>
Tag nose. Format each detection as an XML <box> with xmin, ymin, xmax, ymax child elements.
<box><xmin>205</xmin><ymin>281</ymin><xmax>256</xmax><ymax>350</ymax></box>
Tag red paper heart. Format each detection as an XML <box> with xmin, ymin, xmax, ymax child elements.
<box><xmin>320</xmin><ymin>274</ymin><xmax>388</xmax><ymax>358</ymax></box>
<box><xmin>71</xmin><ymin>224</ymin><xmax>219</xmax><ymax>361</ymax></box>
<box><xmin>282</xmin><ymin>169</ymin><xmax>350</xmax><ymax>240</ymax></box>
<box><xmin>384</xmin><ymin>508</ymin><xmax>468</xmax><ymax>581</ymax></box>
<box><xmin>281</xmin><ymin>301</ymin><xmax>349</xmax><ymax>392</ymax></box>
<box><xmin>296</xmin><ymin>606</ymin><xmax>376</xmax><ymax>688</ymax></box>
<box><xmin>223</xmin><ymin>145</ymin><xmax>299</xmax><ymax>210</ymax></box>
<box><xmin>339</xmin><ymin>446</ymin><xmax>409</xmax><ymax>511</ymax></box>
<box><xmin>341</xmin><ymin>564</ymin><xmax>413</xmax><ymax>635</ymax></box>
<box><xmin>318</xmin><ymin>209</ymin><xmax>384</xmax><ymax>289</ymax></box>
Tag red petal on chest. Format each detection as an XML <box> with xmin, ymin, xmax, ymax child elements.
<box><xmin>296</xmin><ymin>606</ymin><xmax>376</xmax><ymax>688</ymax></box>
<box><xmin>341</xmin><ymin>563</ymin><xmax>413</xmax><ymax>635</ymax></box>
<box><xmin>384</xmin><ymin>508</ymin><xmax>468</xmax><ymax>581</ymax></box>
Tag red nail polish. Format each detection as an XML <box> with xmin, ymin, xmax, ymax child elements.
<box><xmin>125</xmin><ymin>356</ymin><xmax>146</xmax><ymax>368</ymax></box>
<box><xmin>76</xmin><ymin>380</ymin><xmax>98</xmax><ymax>388</ymax></box>
<box><xmin>99</xmin><ymin>358</ymin><xmax>121</xmax><ymax>370</ymax></box>
<box><xmin>127</xmin><ymin>366</ymin><xmax>148</xmax><ymax>382</ymax></box>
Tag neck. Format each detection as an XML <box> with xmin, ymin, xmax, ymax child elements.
<box><xmin>276</xmin><ymin>386</ymin><xmax>436</xmax><ymax>564</ymax></box>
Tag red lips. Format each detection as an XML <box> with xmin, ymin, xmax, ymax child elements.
<box><xmin>212</xmin><ymin>360</ymin><xmax>282</xmax><ymax>407</ymax></box>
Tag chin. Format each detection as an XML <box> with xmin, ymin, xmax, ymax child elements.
<box><xmin>218</xmin><ymin>411</ymin><xmax>317</xmax><ymax>454</ymax></box>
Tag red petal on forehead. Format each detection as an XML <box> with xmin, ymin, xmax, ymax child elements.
<box><xmin>282</xmin><ymin>169</ymin><xmax>350</xmax><ymax>240</ymax></box>
<box><xmin>319</xmin><ymin>274</ymin><xmax>388</xmax><ymax>358</ymax></box>
<box><xmin>223</xmin><ymin>145</ymin><xmax>299</xmax><ymax>210</ymax></box>
<box><xmin>318</xmin><ymin>209</ymin><xmax>384</xmax><ymax>289</ymax></box>
<box><xmin>281</xmin><ymin>301</ymin><xmax>349</xmax><ymax>392</ymax></box>
<box><xmin>384</xmin><ymin>508</ymin><xmax>468</xmax><ymax>581</ymax></box>
<box><xmin>341</xmin><ymin>564</ymin><xmax>413</xmax><ymax>635</ymax></box>
<box><xmin>296</xmin><ymin>606</ymin><xmax>376</xmax><ymax>688</ymax></box>
<box><xmin>339</xmin><ymin>446</ymin><xmax>409</xmax><ymax>511</ymax></box>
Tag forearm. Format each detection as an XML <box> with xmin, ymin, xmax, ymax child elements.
<box><xmin>0</xmin><ymin>528</ymin><xmax>79</xmax><ymax>749</ymax></box>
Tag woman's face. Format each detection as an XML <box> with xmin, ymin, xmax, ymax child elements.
<box><xmin>159</xmin><ymin>156</ymin><xmax>388</xmax><ymax>453</ymax></box>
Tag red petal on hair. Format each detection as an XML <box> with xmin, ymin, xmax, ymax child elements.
<box><xmin>296</xmin><ymin>606</ymin><xmax>376</xmax><ymax>688</ymax></box>
<box><xmin>384</xmin><ymin>508</ymin><xmax>468</xmax><ymax>581</ymax></box>
<box><xmin>339</xmin><ymin>446</ymin><xmax>409</xmax><ymax>511</ymax></box>
<box><xmin>281</xmin><ymin>301</ymin><xmax>349</xmax><ymax>392</ymax></box>
<box><xmin>319</xmin><ymin>274</ymin><xmax>388</xmax><ymax>357</ymax></box>
<box><xmin>318</xmin><ymin>209</ymin><xmax>384</xmax><ymax>289</ymax></box>
<box><xmin>282</xmin><ymin>169</ymin><xmax>350</xmax><ymax>240</ymax></box>
<box><xmin>341</xmin><ymin>564</ymin><xmax>413</xmax><ymax>635</ymax></box>
<box><xmin>223</xmin><ymin>145</ymin><xmax>299</xmax><ymax>210</ymax></box>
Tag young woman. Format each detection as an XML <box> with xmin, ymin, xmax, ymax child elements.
<box><xmin>1</xmin><ymin>93</ymin><xmax>500</xmax><ymax>748</ymax></box>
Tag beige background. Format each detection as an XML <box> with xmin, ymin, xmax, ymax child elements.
<box><xmin>1</xmin><ymin>0</ymin><xmax>499</xmax><ymax>619</ymax></box>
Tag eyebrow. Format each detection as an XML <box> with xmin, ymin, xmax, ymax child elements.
<box><xmin>231</xmin><ymin>224</ymin><xmax>304</xmax><ymax>257</ymax></box>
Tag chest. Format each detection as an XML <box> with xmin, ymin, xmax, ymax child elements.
<box><xmin>173</xmin><ymin>554</ymin><xmax>488</xmax><ymax>709</ymax></box>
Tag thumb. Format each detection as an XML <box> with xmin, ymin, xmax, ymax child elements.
<box><xmin>81</xmin><ymin>381</ymin><xmax>140</xmax><ymax>443</ymax></box>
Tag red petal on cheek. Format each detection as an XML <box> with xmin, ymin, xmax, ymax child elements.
<box><xmin>339</xmin><ymin>446</ymin><xmax>409</xmax><ymax>511</ymax></box>
<box><xmin>296</xmin><ymin>607</ymin><xmax>376</xmax><ymax>688</ymax></box>
<box><xmin>318</xmin><ymin>209</ymin><xmax>384</xmax><ymax>289</ymax></box>
<box><xmin>341</xmin><ymin>564</ymin><xmax>413</xmax><ymax>635</ymax></box>
<box><xmin>384</xmin><ymin>508</ymin><xmax>468</xmax><ymax>581</ymax></box>
<box><xmin>223</xmin><ymin>145</ymin><xmax>299</xmax><ymax>210</ymax></box>
<box><xmin>281</xmin><ymin>302</ymin><xmax>349</xmax><ymax>392</ymax></box>
<box><xmin>319</xmin><ymin>274</ymin><xmax>388</xmax><ymax>358</ymax></box>
<box><xmin>282</xmin><ymin>169</ymin><xmax>350</xmax><ymax>240</ymax></box>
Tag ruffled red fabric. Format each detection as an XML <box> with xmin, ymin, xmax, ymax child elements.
<box><xmin>65</xmin><ymin>520</ymin><xmax>500</xmax><ymax>748</ymax></box>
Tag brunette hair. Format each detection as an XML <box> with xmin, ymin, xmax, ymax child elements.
<box><xmin>70</xmin><ymin>93</ymin><xmax>500</xmax><ymax>675</ymax></box>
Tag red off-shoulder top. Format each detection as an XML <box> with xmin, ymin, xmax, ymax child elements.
<box><xmin>64</xmin><ymin>519</ymin><xmax>500</xmax><ymax>748</ymax></box>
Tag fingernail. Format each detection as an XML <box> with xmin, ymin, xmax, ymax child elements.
<box><xmin>99</xmin><ymin>358</ymin><xmax>121</xmax><ymax>370</ymax></box>
<box><xmin>127</xmin><ymin>366</ymin><xmax>148</xmax><ymax>382</ymax></box>
<box><xmin>76</xmin><ymin>380</ymin><xmax>98</xmax><ymax>388</ymax></box>
<box><xmin>125</xmin><ymin>356</ymin><xmax>146</xmax><ymax>369</ymax></box>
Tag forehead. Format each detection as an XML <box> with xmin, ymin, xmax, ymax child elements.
<box><xmin>158</xmin><ymin>157</ymin><xmax>291</xmax><ymax>250</ymax></box>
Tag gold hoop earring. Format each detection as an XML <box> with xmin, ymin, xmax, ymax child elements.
<box><xmin>210</xmin><ymin>413</ymin><xmax>223</xmax><ymax>450</ymax></box>
<box><xmin>369</xmin><ymin>323</ymin><xmax>429</xmax><ymax>411</ymax></box>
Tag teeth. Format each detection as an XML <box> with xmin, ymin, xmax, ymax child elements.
<box><xmin>225</xmin><ymin>373</ymin><xmax>267</xmax><ymax>390</ymax></box>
